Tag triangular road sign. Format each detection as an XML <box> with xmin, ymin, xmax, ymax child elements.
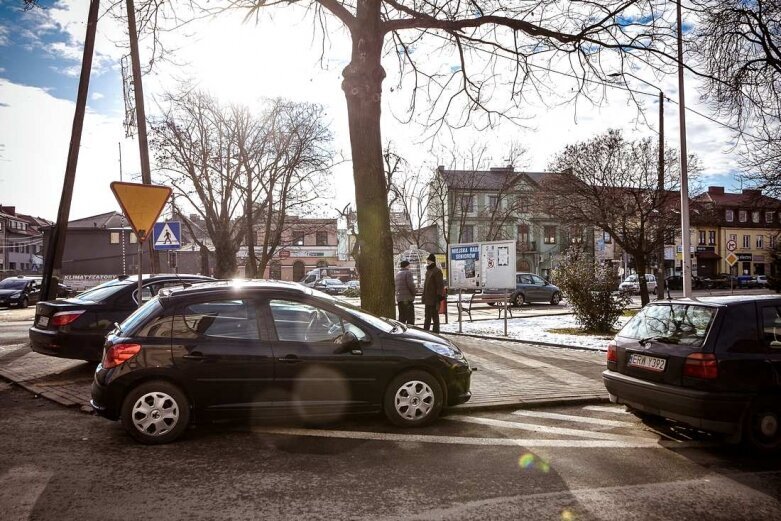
<box><xmin>110</xmin><ymin>182</ymin><xmax>172</xmax><ymax>243</ymax></box>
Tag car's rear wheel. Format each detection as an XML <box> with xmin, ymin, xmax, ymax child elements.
<box><xmin>550</xmin><ymin>292</ymin><xmax>561</xmax><ymax>305</ymax></box>
<box><xmin>513</xmin><ymin>293</ymin><xmax>525</xmax><ymax>307</ymax></box>
<box><xmin>120</xmin><ymin>380</ymin><xmax>190</xmax><ymax>444</ymax></box>
<box><xmin>743</xmin><ymin>396</ymin><xmax>781</xmax><ymax>452</ymax></box>
<box><xmin>384</xmin><ymin>370</ymin><xmax>443</xmax><ymax>427</ymax></box>
<box><xmin>18</xmin><ymin>297</ymin><xmax>28</xmax><ymax>309</ymax></box>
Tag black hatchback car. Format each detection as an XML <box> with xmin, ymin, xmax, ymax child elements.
<box><xmin>91</xmin><ymin>280</ymin><xmax>472</xmax><ymax>444</ymax></box>
<box><xmin>0</xmin><ymin>276</ymin><xmax>41</xmax><ymax>308</ymax></box>
<box><xmin>603</xmin><ymin>295</ymin><xmax>781</xmax><ymax>451</ymax></box>
<box><xmin>30</xmin><ymin>274</ymin><xmax>213</xmax><ymax>361</ymax></box>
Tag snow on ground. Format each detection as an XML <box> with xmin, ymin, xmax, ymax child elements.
<box><xmin>440</xmin><ymin>314</ymin><xmax>631</xmax><ymax>351</ymax></box>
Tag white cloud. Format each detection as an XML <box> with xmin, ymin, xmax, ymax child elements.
<box><xmin>91</xmin><ymin>92</ymin><xmax>104</xmax><ymax>100</ymax></box>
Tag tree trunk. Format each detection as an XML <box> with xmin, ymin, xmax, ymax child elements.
<box><xmin>342</xmin><ymin>4</ymin><xmax>394</xmax><ymax>318</ymax></box>
<box><xmin>245</xmin><ymin>175</ymin><xmax>257</xmax><ymax>278</ymax></box>
<box><xmin>200</xmin><ymin>244</ymin><xmax>210</xmax><ymax>277</ymax></box>
<box><xmin>635</xmin><ymin>254</ymin><xmax>650</xmax><ymax>307</ymax></box>
<box><xmin>213</xmin><ymin>231</ymin><xmax>238</xmax><ymax>279</ymax></box>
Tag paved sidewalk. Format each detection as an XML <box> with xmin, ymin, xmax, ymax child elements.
<box><xmin>0</xmin><ymin>334</ymin><xmax>608</xmax><ymax>412</ymax></box>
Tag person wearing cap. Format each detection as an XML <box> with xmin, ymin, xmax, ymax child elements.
<box><xmin>394</xmin><ymin>259</ymin><xmax>416</xmax><ymax>324</ymax></box>
<box><xmin>422</xmin><ymin>253</ymin><xmax>444</xmax><ymax>333</ymax></box>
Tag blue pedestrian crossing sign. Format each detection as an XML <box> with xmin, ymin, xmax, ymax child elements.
<box><xmin>153</xmin><ymin>221</ymin><xmax>181</xmax><ymax>251</ymax></box>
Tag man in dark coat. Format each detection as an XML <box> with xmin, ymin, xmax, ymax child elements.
<box><xmin>422</xmin><ymin>253</ymin><xmax>444</xmax><ymax>333</ymax></box>
<box><xmin>394</xmin><ymin>259</ymin><xmax>416</xmax><ymax>324</ymax></box>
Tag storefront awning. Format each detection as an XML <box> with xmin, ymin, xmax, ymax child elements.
<box><xmin>696</xmin><ymin>250</ymin><xmax>721</xmax><ymax>260</ymax></box>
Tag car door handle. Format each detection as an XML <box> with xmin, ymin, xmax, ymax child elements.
<box><xmin>183</xmin><ymin>351</ymin><xmax>205</xmax><ymax>361</ymax></box>
<box><xmin>278</xmin><ymin>355</ymin><xmax>301</xmax><ymax>363</ymax></box>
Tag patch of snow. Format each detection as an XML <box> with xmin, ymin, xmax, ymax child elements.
<box><xmin>440</xmin><ymin>314</ymin><xmax>631</xmax><ymax>351</ymax></box>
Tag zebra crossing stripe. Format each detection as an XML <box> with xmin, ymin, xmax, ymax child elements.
<box><xmin>583</xmin><ymin>405</ymin><xmax>630</xmax><ymax>414</ymax></box>
<box><xmin>512</xmin><ymin>410</ymin><xmax>635</xmax><ymax>428</ymax></box>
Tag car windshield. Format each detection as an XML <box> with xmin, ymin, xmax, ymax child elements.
<box><xmin>74</xmin><ymin>279</ymin><xmax>134</xmax><ymax>302</ymax></box>
<box><xmin>619</xmin><ymin>304</ymin><xmax>717</xmax><ymax>348</ymax></box>
<box><xmin>324</xmin><ymin>279</ymin><xmax>342</xmax><ymax>285</ymax></box>
<box><xmin>0</xmin><ymin>279</ymin><xmax>27</xmax><ymax>290</ymax></box>
<box><xmin>624</xmin><ymin>275</ymin><xmax>637</xmax><ymax>282</ymax></box>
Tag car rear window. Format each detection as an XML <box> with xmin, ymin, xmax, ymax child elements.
<box><xmin>75</xmin><ymin>279</ymin><xmax>133</xmax><ymax>302</ymax></box>
<box><xmin>618</xmin><ymin>304</ymin><xmax>717</xmax><ymax>348</ymax></box>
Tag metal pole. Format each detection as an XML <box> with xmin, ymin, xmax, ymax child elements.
<box><xmin>119</xmin><ymin>142</ymin><xmax>126</xmax><ymax>276</ymax></box>
<box><xmin>677</xmin><ymin>0</ymin><xmax>692</xmax><ymax>298</ymax></box>
<box><xmin>137</xmin><ymin>239</ymin><xmax>143</xmax><ymax>308</ymax></box>
<box><xmin>40</xmin><ymin>0</ymin><xmax>100</xmax><ymax>301</ymax></box>
<box><xmin>126</xmin><ymin>0</ymin><xmax>159</xmax><ymax>274</ymax></box>
<box><xmin>504</xmin><ymin>294</ymin><xmax>508</xmax><ymax>337</ymax></box>
<box><xmin>458</xmin><ymin>288</ymin><xmax>463</xmax><ymax>334</ymax></box>
<box><xmin>657</xmin><ymin>91</ymin><xmax>666</xmax><ymax>299</ymax></box>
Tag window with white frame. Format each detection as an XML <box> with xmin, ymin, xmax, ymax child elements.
<box><xmin>487</xmin><ymin>195</ymin><xmax>499</xmax><ymax>212</ymax></box>
<box><xmin>543</xmin><ymin>225</ymin><xmax>557</xmax><ymax>244</ymax></box>
<box><xmin>726</xmin><ymin>209</ymin><xmax>734</xmax><ymax>222</ymax></box>
<box><xmin>757</xmin><ymin>235</ymin><xmax>764</xmax><ymax>249</ymax></box>
<box><xmin>460</xmin><ymin>195</ymin><xmax>475</xmax><ymax>213</ymax></box>
<box><xmin>739</xmin><ymin>210</ymin><xmax>748</xmax><ymax>222</ymax></box>
<box><xmin>110</xmin><ymin>232</ymin><xmax>120</xmax><ymax>244</ymax></box>
<box><xmin>130</xmin><ymin>233</ymin><xmax>138</xmax><ymax>244</ymax></box>
<box><xmin>743</xmin><ymin>234</ymin><xmax>750</xmax><ymax>248</ymax></box>
<box><xmin>698</xmin><ymin>231</ymin><xmax>706</xmax><ymax>245</ymax></box>
<box><xmin>461</xmin><ymin>224</ymin><xmax>475</xmax><ymax>243</ymax></box>
<box><xmin>767</xmin><ymin>211</ymin><xmax>775</xmax><ymax>224</ymax></box>
<box><xmin>708</xmin><ymin>231</ymin><xmax>716</xmax><ymax>245</ymax></box>
<box><xmin>730</xmin><ymin>234</ymin><xmax>737</xmax><ymax>242</ymax></box>
<box><xmin>753</xmin><ymin>211</ymin><xmax>760</xmax><ymax>223</ymax></box>
<box><xmin>772</xmin><ymin>235</ymin><xmax>777</xmax><ymax>249</ymax></box>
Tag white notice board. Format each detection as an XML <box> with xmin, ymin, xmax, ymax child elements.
<box><xmin>448</xmin><ymin>240</ymin><xmax>516</xmax><ymax>290</ymax></box>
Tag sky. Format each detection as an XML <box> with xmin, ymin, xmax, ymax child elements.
<box><xmin>0</xmin><ymin>0</ymin><xmax>746</xmax><ymax>222</ymax></box>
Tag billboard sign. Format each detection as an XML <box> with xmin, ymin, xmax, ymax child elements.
<box><xmin>448</xmin><ymin>240</ymin><xmax>516</xmax><ymax>290</ymax></box>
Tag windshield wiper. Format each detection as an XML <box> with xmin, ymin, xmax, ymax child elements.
<box><xmin>639</xmin><ymin>336</ymin><xmax>676</xmax><ymax>346</ymax></box>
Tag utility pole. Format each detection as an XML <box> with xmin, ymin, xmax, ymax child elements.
<box><xmin>126</xmin><ymin>0</ymin><xmax>159</xmax><ymax>274</ymax></box>
<box><xmin>118</xmin><ymin>142</ymin><xmax>126</xmax><ymax>275</ymax></box>
<box><xmin>657</xmin><ymin>91</ymin><xmax>667</xmax><ymax>299</ymax></box>
<box><xmin>40</xmin><ymin>0</ymin><xmax>100</xmax><ymax>301</ymax></box>
<box><xmin>677</xmin><ymin>0</ymin><xmax>693</xmax><ymax>298</ymax></box>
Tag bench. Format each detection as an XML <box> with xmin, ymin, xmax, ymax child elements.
<box><xmin>456</xmin><ymin>292</ymin><xmax>514</xmax><ymax>322</ymax></box>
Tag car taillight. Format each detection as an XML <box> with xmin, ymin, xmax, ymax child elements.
<box><xmin>50</xmin><ymin>310</ymin><xmax>85</xmax><ymax>327</ymax></box>
<box><xmin>683</xmin><ymin>353</ymin><xmax>718</xmax><ymax>379</ymax></box>
<box><xmin>103</xmin><ymin>343</ymin><xmax>141</xmax><ymax>369</ymax></box>
<box><xmin>607</xmin><ymin>341</ymin><xmax>617</xmax><ymax>363</ymax></box>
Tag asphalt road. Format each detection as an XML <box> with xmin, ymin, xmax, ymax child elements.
<box><xmin>1</xmin><ymin>383</ymin><xmax>779</xmax><ymax>520</ymax></box>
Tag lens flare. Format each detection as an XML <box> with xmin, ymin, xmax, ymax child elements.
<box><xmin>518</xmin><ymin>452</ymin><xmax>551</xmax><ymax>473</ymax></box>
<box><xmin>561</xmin><ymin>509</ymin><xmax>575</xmax><ymax>521</ymax></box>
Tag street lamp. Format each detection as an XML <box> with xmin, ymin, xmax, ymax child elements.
<box><xmin>608</xmin><ymin>72</ymin><xmax>667</xmax><ymax>300</ymax></box>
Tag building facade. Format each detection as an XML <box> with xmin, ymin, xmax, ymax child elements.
<box><xmin>0</xmin><ymin>206</ymin><xmax>51</xmax><ymax>276</ymax></box>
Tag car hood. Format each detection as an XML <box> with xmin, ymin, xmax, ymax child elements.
<box><xmin>0</xmin><ymin>289</ymin><xmax>22</xmax><ymax>296</ymax></box>
<box><xmin>396</xmin><ymin>326</ymin><xmax>449</xmax><ymax>345</ymax></box>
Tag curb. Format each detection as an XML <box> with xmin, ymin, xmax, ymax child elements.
<box><xmin>449</xmin><ymin>395</ymin><xmax>610</xmax><ymax>414</ymax></box>
<box><xmin>442</xmin><ymin>331</ymin><xmax>609</xmax><ymax>352</ymax></box>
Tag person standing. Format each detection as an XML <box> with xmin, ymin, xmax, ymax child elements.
<box><xmin>422</xmin><ymin>253</ymin><xmax>444</xmax><ymax>333</ymax></box>
<box><xmin>394</xmin><ymin>260</ymin><xmax>416</xmax><ymax>324</ymax></box>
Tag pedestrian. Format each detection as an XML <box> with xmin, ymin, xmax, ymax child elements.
<box><xmin>395</xmin><ymin>260</ymin><xmax>416</xmax><ymax>325</ymax></box>
<box><xmin>422</xmin><ymin>253</ymin><xmax>444</xmax><ymax>333</ymax></box>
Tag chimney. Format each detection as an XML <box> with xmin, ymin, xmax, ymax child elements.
<box><xmin>707</xmin><ymin>186</ymin><xmax>725</xmax><ymax>195</ymax></box>
<box><xmin>0</xmin><ymin>206</ymin><xmax>16</xmax><ymax>215</ymax></box>
<box><xmin>742</xmin><ymin>189</ymin><xmax>761</xmax><ymax>197</ymax></box>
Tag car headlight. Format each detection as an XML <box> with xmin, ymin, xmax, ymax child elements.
<box><xmin>423</xmin><ymin>341</ymin><xmax>464</xmax><ymax>360</ymax></box>
<box><xmin>11</xmin><ymin>292</ymin><xmax>21</xmax><ymax>298</ymax></box>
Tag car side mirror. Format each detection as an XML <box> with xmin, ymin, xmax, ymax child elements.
<box><xmin>337</xmin><ymin>331</ymin><xmax>361</xmax><ymax>354</ymax></box>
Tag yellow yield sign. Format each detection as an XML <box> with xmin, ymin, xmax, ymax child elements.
<box><xmin>110</xmin><ymin>181</ymin><xmax>172</xmax><ymax>243</ymax></box>
<box><xmin>725</xmin><ymin>253</ymin><xmax>738</xmax><ymax>266</ymax></box>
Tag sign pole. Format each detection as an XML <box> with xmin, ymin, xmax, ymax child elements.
<box><xmin>137</xmin><ymin>234</ymin><xmax>143</xmax><ymax>308</ymax></box>
<box><xmin>458</xmin><ymin>288</ymin><xmax>463</xmax><ymax>334</ymax></box>
<box><xmin>504</xmin><ymin>296</ymin><xmax>508</xmax><ymax>337</ymax></box>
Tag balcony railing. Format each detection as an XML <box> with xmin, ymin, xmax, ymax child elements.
<box><xmin>516</xmin><ymin>241</ymin><xmax>537</xmax><ymax>252</ymax></box>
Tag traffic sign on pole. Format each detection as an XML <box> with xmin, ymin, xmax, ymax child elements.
<box><xmin>725</xmin><ymin>253</ymin><xmax>738</xmax><ymax>266</ymax></box>
<box><xmin>153</xmin><ymin>221</ymin><xmax>181</xmax><ymax>250</ymax></box>
<box><xmin>110</xmin><ymin>181</ymin><xmax>172</xmax><ymax>243</ymax></box>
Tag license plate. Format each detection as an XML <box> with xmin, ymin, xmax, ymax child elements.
<box><xmin>38</xmin><ymin>316</ymin><xmax>49</xmax><ymax>328</ymax></box>
<box><xmin>628</xmin><ymin>353</ymin><xmax>666</xmax><ymax>372</ymax></box>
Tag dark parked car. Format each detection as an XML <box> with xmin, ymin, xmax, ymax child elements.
<box><xmin>485</xmin><ymin>272</ymin><xmax>562</xmax><ymax>306</ymax></box>
<box><xmin>90</xmin><ymin>280</ymin><xmax>472</xmax><ymax>444</ymax></box>
<box><xmin>665</xmin><ymin>275</ymin><xmax>704</xmax><ymax>291</ymax></box>
<box><xmin>313</xmin><ymin>277</ymin><xmax>348</xmax><ymax>295</ymax></box>
<box><xmin>603</xmin><ymin>295</ymin><xmax>781</xmax><ymax>451</ymax></box>
<box><xmin>0</xmin><ymin>276</ymin><xmax>41</xmax><ymax>308</ymax></box>
<box><xmin>29</xmin><ymin>274</ymin><xmax>213</xmax><ymax>361</ymax></box>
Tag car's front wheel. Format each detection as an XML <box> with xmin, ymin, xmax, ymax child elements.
<box><xmin>120</xmin><ymin>380</ymin><xmax>190</xmax><ymax>444</ymax></box>
<box><xmin>744</xmin><ymin>395</ymin><xmax>781</xmax><ymax>453</ymax></box>
<box><xmin>550</xmin><ymin>292</ymin><xmax>561</xmax><ymax>305</ymax></box>
<box><xmin>18</xmin><ymin>297</ymin><xmax>28</xmax><ymax>309</ymax></box>
<box><xmin>513</xmin><ymin>293</ymin><xmax>525</xmax><ymax>307</ymax></box>
<box><xmin>384</xmin><ymin>370</ymin><xmax>443</xmax><ymax>427</ymax></box>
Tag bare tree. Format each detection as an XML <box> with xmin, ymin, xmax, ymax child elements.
<box><xmin>692</xmin><ymin>0</ymin><xmax>781</xmax><ymax>194</ymax></box>
<box><xmin>153</xmin><ymin>92</ymin><xmax>333</xmax><ymax>278</ymax></box>
<box><xmin>125</xmin><ymin>1</ymin><xmax>676</xmax><ymax>316</ymax></box>
<box><xmin>243</xmin><ymin>100</ymin><xmax>334</xmax><ymax>277</ymax></box>
<box><xmin>544</xmin><ymin>129</ymin><xmax>691</xmax><ymax>306</ymax></box>
<box><xmin>152</xmin><ymin>90</ymin><xmax>246</xmax><ymax>278</ymax></box>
